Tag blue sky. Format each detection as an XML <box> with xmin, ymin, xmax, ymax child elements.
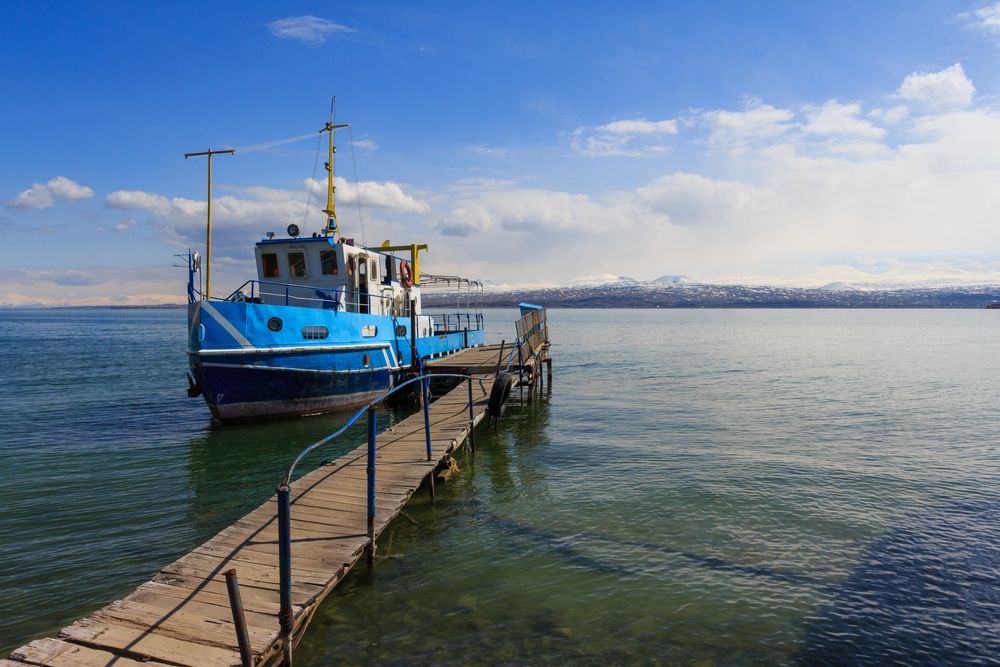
<box><xmin>3</xmin><ymin>1</ymin><xmax>1000</xmax><ymax>303</ymax></box>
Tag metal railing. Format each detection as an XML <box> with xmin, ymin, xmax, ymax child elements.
<box><xmin>223</xmin><ymin>279</ymin><xmax>409</xmax><ymax>315</ymax></box>
<box><xmin>273</xmin><ymin>371</ymin><xmax>477</xmax><ymax>665</ymax></box>
<box><xmin>429</xmin><ymin>311</ymin><xmax>484</xmax><ymax>334</ymax></box>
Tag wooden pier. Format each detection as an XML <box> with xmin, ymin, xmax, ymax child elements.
<box><xmin>6</xmin><ymin>332</ymin><xmax>550</xmax><ymax>666</ymax></box>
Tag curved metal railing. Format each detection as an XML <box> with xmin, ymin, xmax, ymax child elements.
<box><xmin>273</xmin><ymin>371</ymin><xmax>478</xmax><ymax>664</ymax></box>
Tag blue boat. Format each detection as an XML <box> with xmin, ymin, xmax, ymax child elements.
<box><xmin>184</xmin><ymin>120</ymin><xmax>485</xmax><ymax>422</ymax></box>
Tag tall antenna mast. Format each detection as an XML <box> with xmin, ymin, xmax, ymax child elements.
<box><xmin>320</xmin><ymin>97</ymin><xmax>349</xmax><ymax>237</ymax></box>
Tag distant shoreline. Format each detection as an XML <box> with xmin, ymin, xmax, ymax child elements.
<box><xmin>4</xmin><ymin>283</ymin><xmax>1000</xmax><ymax>310</ymax></box>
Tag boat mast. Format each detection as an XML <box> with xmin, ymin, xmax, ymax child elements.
<box><xmin>184</xmin><ymin>147</ymin><xmax>235</xmax><ymax>300</ymax></box>
<box><xmin>320</xmin><ymin>108</ymin><xmax>349</xmax><ymax>237</ymax></box>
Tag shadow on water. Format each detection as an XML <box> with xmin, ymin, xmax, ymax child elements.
<box><xmin>797</xmin><ymin>499</ymin><xmax>1000</xmax><ymax>666</ymax></box>
<box><xmin>184</xmin><ymin>406</ymin><xmax>409</xmax><ymax>541</ymax></box>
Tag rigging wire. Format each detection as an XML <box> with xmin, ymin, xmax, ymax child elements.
<box><xmin>233</xmin><ymin>131</ymin><xmax>317</xmax><ymax>154</ymax></box>
<box><xmin>347</xmin><ymin>126</ymin><xmax>368</xmax><ymax>248</ymax></box>
<box><xmin>302</xmin><ymin>131</ymin><xmax>322</xmax><ymax>228</ymax></box>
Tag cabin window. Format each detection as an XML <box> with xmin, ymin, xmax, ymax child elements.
<box><xmin>385</xmin><ymin>256</ymin><xmax>394</xmax><ymax>282</ymax></box>
<box><xmin>262</xmin><ymin>253</ymin><xmax>279</xmax><ymax>278</ymax></box>
<box><xmin>288</xmin><ymin>252</ymin><xmax>306</xmax><ymax>278</ymax></box>
<box><xmin>302</xmin><ymin>326</ymin><xmax>329</xmax><ymax>340</ymax></box>
<box><xmin>320</xmin><ymin>250</ymin><xmax>338</xmax><ymax>275</ymax></box>
<box><xmin>370</xmin><ymin>259</ymin><xmax>378</xmax><ymax>280</ymax></box>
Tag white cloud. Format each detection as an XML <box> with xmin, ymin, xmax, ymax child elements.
<box><xmin>634</xmin><ymin>173</ymin><xmax>760</xmax><ymax>225</ymax></box>
<box><xmin>960</xmin><ymin>2</ymin><xmax>1000</xmax><ymax>37</ymax></box>
<box><xmin>105</xmin><ymin>178</ymin><xmax>428</xmax><ymax>258</ymax></box>
<box><xmin>352</xmin><ymin>138</ymin><xmax>378</xmax><ymax>151</ymax></box>
<box><xmin>897</xmin><ymin>63</ymin><xmax>975</xmax><ymax>110</ymax></box>
<box><xmin>267</xmin><ymin>15</ymin><xmax>355</xmax><ymax>46</ymax></box>
<box><xmin>802</xmin><ymin>100</ymin><xmax>885</xmax><ymax>139</ymax></box>
<box><xmin>571</xmin><ymin>116</ymin><xmax>678</xmax><ymax>157</ymax></box>
<box><xmin>869</xmin><ymin>105</ymin><xmax>909</xmax><ymax>125</ymax></box>
<box><xmin>6</xmin><ymin>176</ymin><xmax>95</xmax><ymax>209</ymax></box>
<box><xmin>469</xmin><ymin>144</ymin><xmax>509</xmax><ymax>158</ymax></box>
<box><xmin>305</xmin><ymin>177</ymin><xmax>429</xmax><ymax>213</ymax></box>
<box><xmin>597</xmin><ymin>118</ymin><xmax>678</xmax><ymax>135</ymax></box>
<box><xmin>702</xmin><ymin>100</ymin><xmax>795</xmax><ymax>148</ymax></box>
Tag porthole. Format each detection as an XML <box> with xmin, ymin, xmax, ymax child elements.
<box><xmin>362</xmin><ymin>353</ymin><xmax>371</xmax><ymax>368</ymax></box>
<box><xmin>267</xmin><ymin>317</ymin><xmax>283</xmax><ymax>332</ymax></box>
<box><xmin>302</xmin><ymin>326</ymin><xmax>329</xmax><ymax>340</ymax></box>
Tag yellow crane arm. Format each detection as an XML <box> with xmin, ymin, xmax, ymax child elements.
<box><xmin>379</xmin><ymin>241</ymin><xmax>429</xmax><ymax>285</ymax></box>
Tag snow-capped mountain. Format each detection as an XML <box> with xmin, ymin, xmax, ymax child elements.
<box><xmin>425</xmin><ymin>275</ymin><xmax>1000</xmax><ymax>308</ymax></box>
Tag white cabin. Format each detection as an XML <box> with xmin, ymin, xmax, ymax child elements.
<box><xmin>251</xmin><ymin>235</ymin><xmax>422</xmax><ymax>318</ymax></box>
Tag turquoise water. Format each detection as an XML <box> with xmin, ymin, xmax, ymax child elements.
<box><xmin>2</xmin><ymin>308</ymin><xmax>1000</xmax><ymax>664</ymax></box>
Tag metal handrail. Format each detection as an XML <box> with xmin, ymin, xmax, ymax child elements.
<box><xmin>280</xmin><ymin>371</ymin><xmax>470</xmax><ymax>485</ymax></box>
<box><xmin>274</xmin><ymin>370</ymin><xmax>479</xmax><ymax>664</ymax></box>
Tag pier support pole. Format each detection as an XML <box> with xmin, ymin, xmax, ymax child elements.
<box><xmin>518</xmin><ymin>343</ymin><xmax>524</xmax><ymax>406</ymax></box>
<box><xmin>467</xmin><ymin>376</ymin><xmax>476</xmax><ymax>453</ymax></box>
<box><xmin>225</xmin><ymin>570</ymin><xmax>255</xmax><ymax>667</ymax></box>
<box><xmin>366</xmin><ymin>406</ymin><xmax>377</xmax><ymax>567</ymax></box>
<box><xmin>276</xmin><ymin>484</ymin><xmax>293</xmax><ymax>666</ymax></box>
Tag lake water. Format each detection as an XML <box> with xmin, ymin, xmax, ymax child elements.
<box><xmin>2</xmin><ymin>308</ymin><xmax>999</xmax><ymax>665</ymax></box>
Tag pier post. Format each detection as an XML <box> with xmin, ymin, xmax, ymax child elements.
<box><xmin>518</xmin><ymin>342</ymin><xmax>524</xmax><ymax>406</ymax></box>
<box><xmin>276</xmin><ymin>484</ymin><xmax>293</xmax><ymax>665</ymax></box>
<box><xmin>366</xmin><ymin>406</ymin><xmax>376</xmax><ymax>567</ymax></box>
<box><xmin>225</xmin><ymin>570</ymin><xmax>255</xmax><ymax>667</ymax></box>
<box><xmin>467</xmin><ymin>376</ymin><xmax>475</xmax><ymax>452</ymax></box>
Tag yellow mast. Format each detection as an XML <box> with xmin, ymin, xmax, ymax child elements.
<box><xmin>320</xmin><ymin>120</ymin><xmax>349</xmax><ymax>237</ymax></box>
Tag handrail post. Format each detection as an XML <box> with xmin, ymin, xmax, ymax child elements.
<box><xmin>421</xmin><ymin>375</ymin><xmax>432</xmax><ymax>461</ymax></box>
<box><xmin>366</xmin><ymin>405</ymin><xmax>376</xmax><ymax>567</ymax></box>
<box><xmin>467</xmin><ymin>376</ymin><xmax>475</xmax><ymax>452</ymax></box>
<box><xmin>421</xmin><ymin>373</ymin><xmax>435</xmax><ymax>501</ymax></box>
<box><xmin>276</xmin><ymin>484</ymin><xmax>293</xmax><ymax>665</ymax></box>
<box><xmin>284</xmin><ymin>284</ymin><xmax>289</xmax><ymax>306</ymax></box>
<box><xmin>225</xmin><ymin>570</ymin><xmax>255</xmax><ymax>667</ymax></box>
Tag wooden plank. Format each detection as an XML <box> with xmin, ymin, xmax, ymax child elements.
<box><xmin>90</xmin><ymin>603</ymin><xmax>272</xmax><ymax>654</ymax></box>
<box><xmin>138</xmin><ymin>581</ymin><xmax>282</xmax><ymax>617</ymax></box>
<box><xmin>59</xmin><ymin>617</ymin><xmax>241</xmax><ymax>666</ymax></box>
<box><xmin>155</xmin><ymin>567</ymin><xmax>319</xmax><ymax>607</ymax></box>
<box><xmin>9</xmin><ymin>638</ymin><xmax>174</xmax><ymax>667</ymax></box>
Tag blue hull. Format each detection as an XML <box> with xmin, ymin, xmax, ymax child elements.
<box><xmin>188</xmin><ymin>300</ymin><xmax>484</xmax><ymax>421</ymax></box>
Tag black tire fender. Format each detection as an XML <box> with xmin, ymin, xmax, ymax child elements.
<box><xmin>488</xmin><ymin>372</ymin><xmax>514</xmax><ymax>416</ymax></box>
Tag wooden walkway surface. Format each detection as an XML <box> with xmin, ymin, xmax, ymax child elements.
<box><xmin>7</xmin><ymin>373</ymin><xmax>496</xmax><ymax>667</ymax></box>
